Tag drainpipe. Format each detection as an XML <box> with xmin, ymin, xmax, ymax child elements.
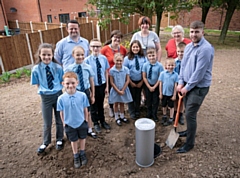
<box><xmin>38</xmin><ymin>0</ymin><xmax>43</xmax><ymax>22</ymax></box>
<box><xmin>0</xmin><ymin>0</ymin><xmax>8</xmax><ymax>26</ymax></box>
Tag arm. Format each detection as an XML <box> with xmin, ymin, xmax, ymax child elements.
<box><xmin>105</xmin><ymin>69</ymin><xmax>109</xmax><ymax>94</ymax></box>
<box><xmin>89</xmin><ymin>77</ymin><xmax>95</xmax><ymax>104</ymax></box>
<box><xmin>84</xmin><ymin>107</ymin><xmax>88</xmax><ymax>122</ymax></box>
<box><xmin>159</xmin><ymin>81</ymin><xmax>163</xmax><ymax>99</ymax></box>
<box><xmin>136</xmin><ymin>80</ymin><xmax>143</xmax><ymax>88</ymax></box>
<box><xmin>155</xmin><ymin>42</ymin><xmax>162</xmax><ymax>62</ymax></box>
<box><xmin>121</xmin><ymin>74</ymin><xmax>130</xmax><ymax>92</ymax></box>
<box><xmin>110</xmin><ymin>75</ymin><xmax>121</xmax><ymax>94</ymax></box>
<box><xmin>171</xmin><ymin>82</ymin><xmax>177</xmax><ymax>101</ymax></box>
<box><xmin>60</xmin><ymin>111</ymin><xmax>65</xmax><ymax>127</ymax></box>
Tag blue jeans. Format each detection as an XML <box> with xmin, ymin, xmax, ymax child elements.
<box><xmin>41</xmin><ymin>90</ymin><xmax>63</xmax><ymax>145</ymax></box>
<box><xmin>184</xmin><ymin>87</ymin><xmax>209</xmax><ymax>146</ymax></box>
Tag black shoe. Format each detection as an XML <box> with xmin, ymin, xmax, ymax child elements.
<box><xmin>176</xmin><ymin>144</ymin><xmax>194</xmax><ymax>153</ymax></box>
<box><xmin>101</xmin><ymin>121</ymin><xmax>111</xmax><ymax>130</ymax></box>
<box><xmin>120</xmin><ymin>117</ymin><xmax>129</xmax><ymax>123</ymax></box>
<box><xmin>37</xmin><ymin>144</ymin><xmax>48</xmax><ymax>154</ymax></box>
<box><xmin>178</xmin><ymin>130</ymin><xmax>187</xmax><ymax>137</ymax></box>
<box><xmin>56</xmin><ymin>140</ymin><xmax>63</xmax><ymax>150</ymax></box>
<box><xmin>94</xmin><ymin>124</ymin><xmax>101</xmax><ymax>133</ymax></box>
<box><xmin>161</xmin><ymin>115</ymin><xmax>167</xmax><ymax>125</ymax></box>
<box><xmin>146</xmin><ymin>114</ymin><xmax>152</xmax><ymax>119</ymax></box>
<box><xmin>179</xmin><ymin>115</ymin><xmax>184</xmax><ymax>125</ymax></box>
<box><xmin>168</xmin><ymin>118</ymin><xmax>174</xmax><ymax>124</ymax></box>
<box><xmin>88</xmin><ymin>131</ymin><xmax>97</xmax><ymax>139</ymax></box>
<box><xmin>80</xmin><ymin>153</ymin><xmax>88</xmax><ymax>165</ymax></box>
<box><xmin>116</xmin><ymin>119</ymin><xmax>122</xmax><ymax>126</ymax></box>
<box><xmin>74</xmin><ymin>156</ymin><xmax>81</xmax><ymax>168</ymax></box>
<box><xmin>135</xmin><ymin>112</ymin><xmax>140</xmax><ymax>118</ymax></box>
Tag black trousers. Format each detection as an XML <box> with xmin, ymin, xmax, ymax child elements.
<box><xmin>90</xmin><ymin>83</ymin><xmax>106</xmax><ymax>125</ymax></box>
<box><xmin>128</xmin><ymin>80</ymin><xmax>142</xmax><ymax>116</ymax></box>
<box><xmin>144</xmin><ymin>85</ymin><xmax>159</xmax><ymax>117</ymax></box>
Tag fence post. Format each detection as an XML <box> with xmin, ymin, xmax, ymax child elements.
<box><xmin>16</xmin><ymin>20</ymin><xmax>19</xmax><ymax>28</ymax></box>
<box><xmin>38</xmin><ymin>30</ymin><xmax>43</xmax><ymax>43</ymax></box>
<box><xmin>118</xmin><ymin>18</ymin><xmax>120</xmax><ymax>32</ymax></box>
<box><xmin>168</xmin><ymin>12</ymin><xmax>170</xmax><ymax>27</ymax></box>
<box><xmin>25</xmin><ymin>33</ymin><xmax>34</xmax><ymax>65</ymax></box>
<box><xmin>0</xmin><ymin>55</ymin><xmax>5</xmax><ymax>73</ymax></box>
<box><xmin>91</xmin><ymin>20</ymin><xmax>94</xmax><ymax>38</ymax></box>
<box><xmin>30</xmin><ymin>21</ymin><xmax>34</xmax><ymax>33</ymax></box>
<box><xmin>86</xmin><ymin>17</ymin><xmax>88</xmax><ymax>23</ymax></box>
<box><xmin>60</xmin><ymin>23</ymin><xmax>64</xmax><ymax>38</ymax></box>
<box><xmin>96</xmin><ymin>21</ymin><xmax>101</xmax><ymax>41</ymax></box>
<box><xmin>45</xmin><ymin>22</ymin><xmax>48</xmax><ymax>30</ymax></box>
<box><xmin>133</xmin><ymin>15</ymin><xmax>135</xmax><ymax>31</ymax></box>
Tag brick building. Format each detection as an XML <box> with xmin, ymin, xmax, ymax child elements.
<box><xmin>1</xmin><ymin>0</ymin><xmax>92</xmax><ymax>29</ymax></box>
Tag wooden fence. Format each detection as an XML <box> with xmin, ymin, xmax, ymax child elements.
<box><xmin>1</xmin><ymin>15</ymin><xmax>141</xmax><ymax>74</ymax></box>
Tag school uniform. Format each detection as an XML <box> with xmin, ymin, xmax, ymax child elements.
<box><xmin>57</xmin><ymin>91</ymin><xmax>89</xmax><ymax>141</ymax></box>
<box><xmin>109</xmin><ymin>65</ymin><xmax>133</xmax><ymax>104</ymax></box>
<box><xmin>142</xmin><ymin>61</ymin><xmax>164</xmax><ymax>118</ymax></box>
<box><xmin>31</xmin><ymin>61</ymin><xmax>64</xmax><ymax>146</ymax></box>
<box><xmin>158</xmin><ymin>70</ymin><xmax>178</xmax><ymax>108</ymax></box>
<box><xmin>85</xmin><ymin>54</ymin><xmax>110</xmax><ymax>126</ymax></box>
<box><xmin>174</xmin><ymin>58</ymin><xmax>181</xmax><ymax>75</ymax></box>
<box><xmin>123</xmin><ymin>55</ymin><xmax>146</xmax><ymax>117</ymax></box>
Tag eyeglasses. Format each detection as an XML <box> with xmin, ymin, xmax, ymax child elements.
<box><xmin>91</xmin><ymin>46</ymin><xmax>101</xmax><ymax>48</ymax></box>
<box><xmin>113</xmin><ymin>36</ymin><xmax>121</xmax><ymax>39</ymax></box>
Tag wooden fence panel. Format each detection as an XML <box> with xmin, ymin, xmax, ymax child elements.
<box><xmin>79</xmin><ymin>23</ymin><xmax>93</xmax><ymax>42</ymax></box>
<box><xmin>28</xmin><ymin>32</ymin><xmax>41</xmax><ymax>64</ymax></box>
<box><xmin>128</xmin><ymin>16</ymin><xmax>133</xmax><ymax>33</ymax></box>
<box><xmin>42</xmin><ymin>28</ymin><xmax>63</xmax><ymax>45</ymax></box>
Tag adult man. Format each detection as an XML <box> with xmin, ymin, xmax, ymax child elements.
<box><xmin>54</xmin><ymin>20</ymin><xmax>89</xmax><ymax>71</ymax></box>
<box><xmin>176</xmin><ymin>21</ymin><xmax>214</xmax><ymax>153</ymax></box>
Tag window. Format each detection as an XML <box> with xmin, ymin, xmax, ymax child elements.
<box><xmin>78</xmin><ymin>12</ymin><xmax>86</xmax><ymax>17</ymax></box>
<box><xmin>47</xmin><ymin>15</ymin><xmax>52</xmax><ymax>23</ymax></box>
<box><xmin>59</xmin><ymin>14</ymin><xmax>70</xmax><ymax>23</ymax></box>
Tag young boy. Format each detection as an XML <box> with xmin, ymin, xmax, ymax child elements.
<box><xmin>159</xmin><ymin>58</ymin><xmax>178</xmax><ymax>126</ymax></box>
<box><xmin>65</xmin><ymin>46</ymin><xmax>97</xmax><ymax>138</ymax></box>
<box><xmin>57</xmin><ymin>72</ymin><xmax>89</xmax><ymax>169</ymax></box>
<box><xmin>174</xmin><ymin>42</ymin><xmax>186</xmax><ymax>125</ymax></box>
<box><xmin>142</xmin><ymin>48</ymin><xmax>164</xmax><ymax>122</ymax></box>
<box><xmin>85</xmin><ymin>38</ymin><xmax>111</xmax><ymax>133</ymax></box>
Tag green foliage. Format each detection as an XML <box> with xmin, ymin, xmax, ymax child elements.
<box><xmin>0</xmin><ymin>71</ymin><xmax>11</xmax><ymax>83</ymax></box>
<box><xmin>22</xmin><ymin>68</ymin><xmax>31</xmax><ymax>77</ymax></box>
<box><xmin>121</xmin><ymin>40</ymin><xmax>131</xmax><ymax>50</ymax></box>
<box><xmin>13</xmin><ymin>69</ymin><xmax>23</xmax><ymax>79</ymax></box>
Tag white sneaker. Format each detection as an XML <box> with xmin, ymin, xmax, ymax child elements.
<box><xmin>109</xmin><ymin>108</ymin><xmax>114</xmax><ymax>117</ymax></box>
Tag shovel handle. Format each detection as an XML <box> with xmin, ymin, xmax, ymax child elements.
<box><xmin>173</xmin><ymin>92</ymin><xmax>184</xmax><ymax>128</ymax></box>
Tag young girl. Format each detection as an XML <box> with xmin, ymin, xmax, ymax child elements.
<box><xmin>31</xmin><ymin>43</ymin><xmax>64</xmax><ymax>154</ymax></box>
<box><xmin>109</xmin><ymin>53</ymin><xmax>133</xmax><ymax>126</ymax></box>
<box><xmin>123</xmin><ymin>40</ymin><xmax>146</xmax><ymax>119</ymax></box>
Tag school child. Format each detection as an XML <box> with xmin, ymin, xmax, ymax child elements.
<box><xmin>123</xmin><ymin>40</ymin><xmax>146</xmax><ymax>119</ymax></box>
<box><xmin>57</xmin><ymin>72</ymin><xmax>89</xmax><ymax>169</ymax></box>
<box><xmin>159</xmin><ymin>58</ymin><xmax>178</xmax><ymax>126</ymax></box>
<box><xmin>142</xmin><ymin>48</ymin><xmax>164</xmax><ymax>122</ymax></box>
<box><xmin>109</xmin><ymin>53</ymin><xmax>133</xmax><ymax>126</ymax></box>
<box><xmin>85</xmin><ymin>38</ymin><xmax>111</xmax><ymax>133</ymax></box>
<box><xmin>31</xmin><ymin>43</ymin><xmax>64</xmax><ymax>154</ymax></box>
<box><xmin>65</xmin><ymin>46</ymin><xmax>97</xmax><ymax>138</ymax></box>
<box><xmin>174</xmin><ymin>42</ymin><xmax>186</xmax><ymax>125</ymax></box>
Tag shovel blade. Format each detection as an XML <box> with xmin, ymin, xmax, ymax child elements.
<box><xmin>166</xmin><ymin>128</ymin><xmax>179</xmax><ymax>149</ymax></box>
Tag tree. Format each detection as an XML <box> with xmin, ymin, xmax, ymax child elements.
<box><xmin>198</xmin><ymin>0</ymin><xmax>213</xmax><ymax>24</ymax></box>
<box><xmin>86</xmin><ymin>0</ymin><xmax>192</xmax><ymax>36</ymax></box>
<box><xmin>218</xmin><ymin>0</ymin><xmax>240</xmax><ymax>43</ymax></box>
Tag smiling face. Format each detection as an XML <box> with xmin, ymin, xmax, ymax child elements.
<box><xmin>111</xmin><ymin>35</ymin><xmax>121</xmax><ymax>47</ymax></box>
<box><xmin>165</xmin><ymin>59</ymin><xmax>175</xmax><ymax>72</ymax></box>
<box><xmin>72</xmin><ymin>47</ymin><xmax>85</xmax><ymax>64</ymax></box>
<box><xmin>172</xmin><ymin>29</ymin><xmax>183</xmax><ymax>42</ymax></box>
<box><xmin>140</xmin><ymin>23</ymin><xmax>150</xmax><ymax>32</ymax></box>
<box><xmin>90</xmin><ymin>41</ymin><xmax>102</xmax><ymax>56</ymax></box>
<box><xmin>39</xmin><ymin>48</ymin><xmax>53</xmax><ymax>65</ymax></box>
<box><xmin>147</xmin><ymin>51</ymin><xmax>157</xmax><ymax>64</ymax></box>
<box><xmin>176</xmin><ymin>46</ymin><xmax>185</xmax><ymax>60</ymax></box>
<box><xmin>62</xmin><ymin>77</ymin><xmax>78</xmax><ymax>95</ymax></box>
<box><xmin>190</xmin><ymin>28</ymin><xmax>204</xmax><ymax>44</ymax></box>
<box><xmin>131</xmin><ymin>43</ymin><xmax>140</xmax><ymax>54</ymax></box>
<box><xmin>114</xmin><ymin>54</ymin><xmax>123</xmax><ymax>69</ymax></box>
<box><xmin>67</xmin><ymin>23</ymin><xmax>80</xmax><ymax>39</ymax></box>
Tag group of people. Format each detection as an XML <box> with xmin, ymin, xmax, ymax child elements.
<box><xmin>31</xmin><ymin>16</ymin><xmax>214</xmax><ymax>168</ymax></box>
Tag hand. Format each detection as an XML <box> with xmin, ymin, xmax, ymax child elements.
<box><xmin>136</xmin><ymin>82</ymin><xmax>143</xmax><ymax>88</ymax></box>
<box><xmin>159</xmin><ymin>94</ymin><xmax>163</xmax><ymax>100</ymax></box>
<box><xmin>149</xmin><ymin>86</ymin><xmax>155</xmax><ymax>92</ymax></box>
<box><xmin>180</xmin><ymin>87</ymin><xmax>188</xmax><ymax>96</ymax></box>
<box><xmin>130</xmin><ymin>82</ymin><xmax>137</xmax><ymax>88</ymax></box>
<box><xmin>171</xmin><ymin>96</ymin><xmax>176</xmax><ymax>101</ymax></box>
<box><xmin>118</xmin><ymin>90</ymin><xmax>124</xmax><ymax>95</ymax></box>
<box><xmin>91</xmin><ymin>96</ymin><xmax>95</xmax><ymax>104</ymax></box>
<box><xmin>105</xmin><ymin>88</ymin><xmax>108</xmax><ymax>95</ymax></box>
<box><xmin>177</xmin><ymin>84</ymin><xmax>184</xmax><ymax>92</ymax></box>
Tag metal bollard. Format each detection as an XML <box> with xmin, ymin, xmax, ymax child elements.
<box><xmin>135</xmin><ymin>118</ymin><xmax>155</xmax><ymax>167</ymax></box>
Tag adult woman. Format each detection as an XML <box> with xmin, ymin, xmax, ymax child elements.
<box><xmin>101</xmin><ymin>30</ymin><xmax>127</xmax><ymax>117</ymax></box>
<box><xmin>165</xmin><ymin>25</ymin><xmax>191</xmax><ymax>58</ymax></box>
<box><xmin>130</xmin><ymin>16</ymin><xmax>162</xmax><ymax>62</ymax></box>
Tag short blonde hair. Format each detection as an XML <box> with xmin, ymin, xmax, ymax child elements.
<box><xmin>165</xmin><ymin>58</ymin><xmax>175</xmax><ymax>66</ymax></box>
<box><xmin>113</xmin><ymin>53</ymin><xmax>123</xmax><ymax>63</ymax></box>
<box><xmin>146</xmin><ymin>48</ymin><xmax>156</xmax><ymax>55</ymax></box>
<box><xmin>72</xmin><ymin>46</ymin><xmax>85</xmax><ymax>54</ymax></box>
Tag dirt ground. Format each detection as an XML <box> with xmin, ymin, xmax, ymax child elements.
<box><xmin>1</xmin><ymin>45</ymin><xmax>240</xmax><ymax>177</ymax></box>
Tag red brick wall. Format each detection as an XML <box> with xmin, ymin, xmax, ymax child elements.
<box><xmin>3</xmin><ymin>0</ymin><xmax>90</xmax><ymax>23</ymax></box>
<box><xmin>0</xmin><ymin>1</ymin><xmax>6</xmax><ymax>31</ymax></box>
<box><xmin>177</xmin><ymin>6</ymin><xmax>240</xmax><ymax>31</ymax></box>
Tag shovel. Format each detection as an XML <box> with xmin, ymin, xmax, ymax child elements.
<box><xmin>166</xmin><ymin>92</ymin><xmax>184</xmax><ymax>149</ymax></box>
